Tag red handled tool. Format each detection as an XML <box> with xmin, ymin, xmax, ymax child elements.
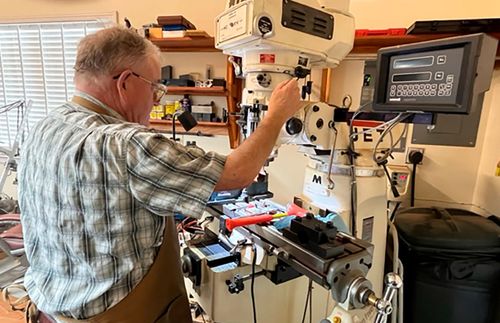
<box><xmin>225</xmin><ymin>213</ymin><xmax>287</xmax><ymax>231</ymax></box>
<box><xmin>225</xmin><ymin>203</ymin><xmax>309</xmax><ymax>231</ymax></box>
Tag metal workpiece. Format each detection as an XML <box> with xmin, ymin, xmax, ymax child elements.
<box><xmin>282</xmin><ymin>215</ymin><xmax>344</xmax><ymax>258</ymax></box>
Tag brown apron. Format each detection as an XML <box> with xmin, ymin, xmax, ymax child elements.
<box><xmin>49</xmin><ymin>96</ymin><xmax>192</xmax><ymax>323</ymax></box>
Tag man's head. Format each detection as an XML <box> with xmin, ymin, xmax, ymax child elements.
<box><xmin>74</xmin><ymin>26</ymin><xmax>164</xmax><ymax>125</ymax></box>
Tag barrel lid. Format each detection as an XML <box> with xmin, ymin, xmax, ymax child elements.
<box><xmin>394</xmin><ymin>207</ymin><xmax>500</xmax><ymax>250</ymax></box>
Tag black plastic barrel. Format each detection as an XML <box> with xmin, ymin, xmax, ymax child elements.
<box><xmin>395</xmin><ymin>207</ymin><xmax>500</xmax><ymax>323</ymax></box>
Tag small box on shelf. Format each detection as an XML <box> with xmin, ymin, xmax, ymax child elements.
<box><xmin>192</xmin><ymin>112</ymin><xmax>215</xmax><ymax>122</ymax></box>
<box><xmin>157</xmin><ymin>15</ymin><xmax>196</xmax><ymax>30</ymax></box>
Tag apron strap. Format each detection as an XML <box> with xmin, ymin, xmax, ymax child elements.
<box><xmin>71</xmin><ymin>96</ymin><xmax>114</xmax><ymax>117</ymax></box>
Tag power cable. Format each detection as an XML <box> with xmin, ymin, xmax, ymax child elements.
<box><xmin>309</xmin><ymin>279</ymin><xmax>313</xmax><ymax>323</ymax></box>
<box><xmin>408</xmin><ymin>150</ymin><xmax>423</xmax><ymax>207</ymax></box>
<box><xmin>348</xmin><ymin>103</ymin><xmax>372</xmax><ymax>235</ymax></box>
<box><xmin>301</xmin><ymin>279</ymin><xmax>313</xmax><ymax>323</ymax></box>
<box><xmin>251</xmin><ymin>244</ymin><xmax>257</xmax><ymax>323</ymax></box>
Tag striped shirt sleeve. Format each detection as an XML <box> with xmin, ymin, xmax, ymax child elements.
<box><xmin>126</xmin><ymin>130</ymin><xmax>226</xmax><ymax>218</ymax></box>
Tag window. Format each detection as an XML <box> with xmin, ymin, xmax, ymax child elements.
<box><xmin>0</xmin><ymin>18</ymin><xmax>113</xmax><ymax>149</ymax></box>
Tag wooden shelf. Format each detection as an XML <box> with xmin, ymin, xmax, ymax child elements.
<box><xmin>149</xmin><ymin>37</ymin><xmax>219</xmax><ymax>52</ymax></box>
<box><xmin>166</xmin><ymin>86</ymin><xmax>228</xmax><ymax>96</ymax></box>
<box><xmin>149</xmin><ymin>119</ymin><xmax>229</xmax><ymax>136</ymax></box>
<box><xmin>150</xmin><ymin>36</ymin><xmax>242</xmax><ymax>147</ymax></box>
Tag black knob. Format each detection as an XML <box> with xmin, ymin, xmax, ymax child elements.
<box><xmin>180</xmin><ymin>255</ymin><xmax>192</xmax><ymax>277</ymax></box>
<box><xmin>409</xmin><ymin>150</ymin><xmax>424</xmax><ymax>164</ymax></box>
<box><xmin>286</xmin><ymin>117</ymin><xmax>303</xmax><ymax>135</ymax></box>
<box><xmin>226</xmin><ymin>275</ymin><xmax>245</xmax><ymax>294</ymax></box>
<box><xmin>316</xmin><ymin>118</ymin><xmax>324</xmax><ymax>129</ymax></box>
<box><xmin>294</xmin><ymin>66</ymin><xmax>310</xmax><ymax>78</ymax></box>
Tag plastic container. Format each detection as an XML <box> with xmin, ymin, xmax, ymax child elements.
<box><xmin>395</xmin><ymin>207</ymin><xmax>500</xmax><ymax>323</ymax></box>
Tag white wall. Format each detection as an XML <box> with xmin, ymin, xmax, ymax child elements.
<box><xmin>2</xmin><ymin>0</ymin><xmax>499</xmax><ymax>32</ymax></box>
<box><xmin>350</xmin><ymin>0</ymin><xmax>500</xmax><ymax>29</ymax></box>
<box><xmin>0</xmin><ymin>0</ymin><xmax>227</xmax><ymax>34</ymax></box>
<box><xmin>473</xmin><ymin>71</ymin><xmax>500</xmax><ymax>215</ymax></box>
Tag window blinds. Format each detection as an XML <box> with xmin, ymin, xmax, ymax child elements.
<box><xmin>0</xmin><ymin>19</ymin><xmax>111</xmax><ymax>148</ymax></box>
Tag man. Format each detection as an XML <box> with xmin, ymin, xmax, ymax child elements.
<box><xmin>18</xmin><ymin>26</ymin><xmax>301</xmax><ymax>322</ymax></box>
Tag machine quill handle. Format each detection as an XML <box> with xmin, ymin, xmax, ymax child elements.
<box><xmin>373</xmin><ymin>273</ymin><xmax>402</xmax><ymax>323</ymax></box>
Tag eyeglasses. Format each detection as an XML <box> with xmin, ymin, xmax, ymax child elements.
<box><xmin>113</xmin><ymin>71</ymin><xmax>167</xmax><ymax>102</ymax></box>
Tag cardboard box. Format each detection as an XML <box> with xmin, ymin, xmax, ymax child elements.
<box><xmin>148</xmin><ymin>27</ymin><xmax>163</xmax><ymax>39</ymax></box>
<box><xmin>191</xmin><ymin>105</ymin><xmax>214</xmax><ymax>114</ymax></box>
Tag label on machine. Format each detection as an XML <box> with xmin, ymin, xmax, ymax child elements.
<box><xmin>217</xmin><ymin>4</ymin><xmax>248</xmax><ymax>43</ymax></box>
<box><xmin>362</xmin><ymin>216</ymin><xmax>374</xmax><ymax>242</ymax></box>
<box><xmin>259</xmin><ymin>53</ymin><xmax>275</xmax><ymax>63</ymax></box>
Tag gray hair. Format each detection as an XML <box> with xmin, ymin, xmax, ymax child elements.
<box><xmin>74</xmin><ymin>26</ymin><xmax>160</xmax><ymax>80</ymax></box>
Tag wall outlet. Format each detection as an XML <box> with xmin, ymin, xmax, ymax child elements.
<box><xmin>406</xmin><ymin>148</ymin><xmax>425</xmax><ymax>165</ymax></box>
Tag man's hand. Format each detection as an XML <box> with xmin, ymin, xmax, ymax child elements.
<box><xmin>214</xmin><ymin>78</ymin><xmax>303</xmax><ymax>191</ymax></box>
<box><xmin>266</xmin><ymin>79</ymin><xmax>302</xmax><ymax>124</ymax></box>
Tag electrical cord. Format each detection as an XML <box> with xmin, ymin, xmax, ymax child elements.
<box><xmin>390</xmin><ymin>202</ymin><xmax>402</xmax><ymax>222</ymax></box>
<box><xmin>408</xmin><ymin>150</ymin><xmax>423</xmax><ymax>207</ymax></box>
<box><xmin>347</xmin><ymin>104</ymin><xmax>409</xmax><ymax>236</ymax></box>
<box><xmin>411</xmin><ymin>164</ymin><xmax>416</xmax><ymax>207</ymax></box>
<box><xmin>387</xmin><ymin>217</ymin><xmax>400</xmax><ymax>323</ymax></box>
<box><xmin>397</xmin><ymin>259</ymin><xmax>404</xmax><ymax>323</ymax></box>
<box><xmin>251</xmin><ymin>244</ymin><xmax>257</xmax><ymax>323</ymax></box>
<box><xmin>347</xmin><ymin>103</ymin><xmax>372</xmax><ymax>235</ymax></box>
<box><xmin>301</xmin><ymin>279</ymin><xmax>313</xmax><ymax>323</ymax></box>
<box><xmin>381</xmin><ymin>161</ymin><xmax>400</xmax><ymax>198</ymax></box>
<box><xmin>309</xmin><ymin>280</ymin><xmax>313</xmax><ymax>323</ymax></box>
<box><xmin>349</xmin><ymin>113</ymin><xmax>405</xmax><ymax>139</ymax></box>
<box><xmin>372</xmin><ymin>113</ymin><xmax>412</xmax><ymax>165</ymax></box>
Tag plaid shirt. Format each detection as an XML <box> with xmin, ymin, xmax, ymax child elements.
<box><xmin>18</xmin><ymin>92</ymin><xmax>226</xmax><ymax>319</ymax></box>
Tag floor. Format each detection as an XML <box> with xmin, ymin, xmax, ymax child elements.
<box><xmin>0</xmin><ymin>256</ymin><xmax>27</xmax><ymax>323</ymax></box>
<box><xmin>0</xmin><ymin>300</ymin><xmax>209</xmax><ymax>323</ymax></box>
<box><xmin>0</xmin><ymin>254</ymin><xmax>208</xmax><ymax>323</ymax></box>
<box><xmin>0</xmin><ymin>298</ymin><xmax>24</xmax><ymax>323</ymax></box>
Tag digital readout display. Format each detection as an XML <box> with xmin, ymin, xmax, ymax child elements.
<box><xmin>392</xmin><ymin>72</ymin><xmax>432</xmax><ymax>83</ymax></box>
<box><xmin>393</xmin><ymin>56</ymin><xmax>434</xmax><ymax>69</ymax></box>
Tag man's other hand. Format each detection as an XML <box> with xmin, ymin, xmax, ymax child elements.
<box><xmin>266</xmin><ymin>79</ymin><xmax>302</xmax><ymax>124</ymax></box>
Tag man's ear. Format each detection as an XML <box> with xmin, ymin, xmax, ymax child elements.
<box><xmin>116</xmin><ymin>71</ymin><xmax>131</xmax><ymax>95</ymax></box>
